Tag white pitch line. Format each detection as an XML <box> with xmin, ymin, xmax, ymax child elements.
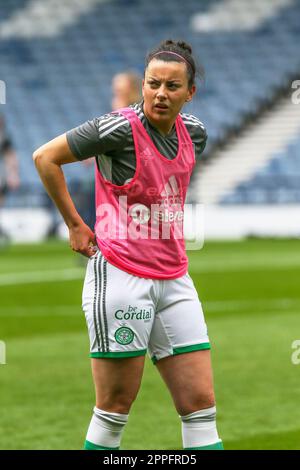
<box><xmin>188</xmin><ymin>257</ymin><xmax>300</xmax><ymax>273</ymax></box>
<box><xmin>203</xmin><ymin>298</ymin><xmax>300</xmax><ymax>312</ymax></box>
<box><xmin>0</xmin><ymin>268</ymin><xmax>85</xmax><ymax>286</ymax></box>
<box><xmin>0</xmin><ymin>255</ymin><xmax>300</xmax><ymax>286</ymax></box>
<box><xmin>0</xmin><ymin>298</ymin><xmax>299</xmax><ymax>319</ymax></box>
<box><xmin>0</xmin><ymin>305</ymin><xmax>80</xmax><ymax>316</ymax></box>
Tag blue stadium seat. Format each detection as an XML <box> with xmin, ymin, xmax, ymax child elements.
<box><xmin>221</xmin><ymin>136</ymin><xmax>300</xmax><ymax>204</ymax></box>
<box><xmin>1</xmin><ymin>0</ymin><xmax>300</xmax><ymax>192</ymax></box>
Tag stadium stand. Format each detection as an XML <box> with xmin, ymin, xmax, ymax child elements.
<box><xmin>0</xmin><ymin>0</ymin><xmax>299</xmax><ymax>210</ymax></box>
<box><xmin>221</xmin><ymin>135</ymin><xmax>300</xmax><ymax>204</ymax></box>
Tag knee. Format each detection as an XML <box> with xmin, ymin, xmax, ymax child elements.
<box><xmin>96</xmin><ymin>386</ymin><xmax>138</xmax><ymax>414</ymax></box>
<box><xmin>96</xmin><ymin>399</ymin><xmax>133</xmax><ymax>415</ymax></box>
<box><xmin>176</xmin><ymin>392</ymin><xmax>216</xmax><ymax>416</ymax></box>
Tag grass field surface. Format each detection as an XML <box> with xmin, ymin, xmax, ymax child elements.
<box><xmin>0</xmin><ymin>238</ymin><xmax>300</xmax><ymax>450</ymax></box>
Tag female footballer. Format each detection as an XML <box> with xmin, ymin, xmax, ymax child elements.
<box><xmin>33</xmin><ymin>39</ymin><xmax>223</xmax><ymax>451</ymax></box>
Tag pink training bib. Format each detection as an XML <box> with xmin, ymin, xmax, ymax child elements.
<box><xmin>94</xmin><ymin>107</ymin><xmax>195</xmax><ymax>279</ymax></box>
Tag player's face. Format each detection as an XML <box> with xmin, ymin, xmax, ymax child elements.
<box><xmin>142</xmin><ymin>59</ymin><xmax>196</xmax><ymax>135</ymax></box>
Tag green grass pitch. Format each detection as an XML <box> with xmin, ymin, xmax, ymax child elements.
<box><xmin>0</xmin><ymin>238</ymin><xmax>300</xmax><ymax>450</ymax></box>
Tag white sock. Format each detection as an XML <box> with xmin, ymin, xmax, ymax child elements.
<box><xmin>85</xmin><ymin>407</ymin><xmax>129</xmax><ymax>449</ymax></box>
<box><xmin>180</xmin><ymin>406</ymin><xmax>222</xmax><ymax>448</ymax></box>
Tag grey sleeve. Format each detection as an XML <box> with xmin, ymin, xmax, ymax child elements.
<box><xmin>66</xmin><ymin>114</ymin><xmax>130</xmax><ymax>161</ymax></box>
<box><xmin>190</xmin><ymin>124</ymin><xmax>208</xmax><ymax>158</ymax></box>
<box><xmin>66</xmin><ymin>120</ymin><xmax>100</xmax><ymax>160</ymax></box>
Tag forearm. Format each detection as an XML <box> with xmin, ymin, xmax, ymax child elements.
<box><xmin>34</xmin><ymin>154</ymin><xmax>82</xmax><ymax>229</ymax></box>
<box><xmin>33</xmin><ymin>133</ymin><xmax>96</xmax><ymax>257</ymax></box>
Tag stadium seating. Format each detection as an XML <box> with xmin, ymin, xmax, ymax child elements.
<box><xmin>220</xmin><ymin>136</ymin><xmax>300</xmax><ymax>204</ymax></box>
<box><xmin>0</xmin><ymin>0</ymin><xmax>299</xmax><ymax>204</ymax></box>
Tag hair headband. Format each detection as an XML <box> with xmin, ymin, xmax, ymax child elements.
<box><xmin>151</xmin><ymin>51</ymin><xmax>193</xmax><ymax>71</ymax></box>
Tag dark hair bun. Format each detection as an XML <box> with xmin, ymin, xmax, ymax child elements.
<box><xmin>163</xmin><ymin>39</ymin><xmax>192</xmax><ymax>55</ymax></box>
<box><xmin>164</xmin><ymin>39</ymin><xmax>175</xmax><ymax>47</ymax></box>
<box><xmin>177</xmin><ymin>41</ymin><xmax>192</xmax><ymax>55</ymax></box>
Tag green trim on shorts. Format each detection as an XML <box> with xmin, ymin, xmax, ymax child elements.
<box><xmin>151</xmin><ymin>343</ymin><xmax>211</xmax><ymax>365</ymax></box>
<box><xmin>90</xmin><ymin>349</ymin><xmax>147</xmax><ymax>359</ymax></box>
<box><xmin>173</xmin><ymin>343</ymin><xmax>211</xmax><ymax>356</ymax></box>
<box><xmin>84</xmin><ymin>440</ymin><xmax>119</xmax><ymax>450</ymax></box>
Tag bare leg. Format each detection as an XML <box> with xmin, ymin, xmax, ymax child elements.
<box><xmin>156</xmin><ymin>350</ymin><xmax>215</xmax><ymax>415</ymax></box>
<box><xmin>84</xmin><ymin>356</ymin><xmax>146</xmax><ymax>449</ymax></box>
<box><xmin>91</xmin><ymin>355</ymin><xmax>146</xmax><ymax>414</ymax></box>
<box><xmin>156</xmin><ymin>350</ymin><xmax>222</xmax><ymax>449</ymax></box>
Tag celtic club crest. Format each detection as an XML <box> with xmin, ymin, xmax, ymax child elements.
<box><xmin>115</xmin><ymin>327</ymin><xmax>135</xmax><ymax>345</ymax></box>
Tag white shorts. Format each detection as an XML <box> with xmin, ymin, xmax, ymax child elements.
<box><xmin>82</xmin><ymin>250</ymin><xmax>210</xmax><ymax>363</ymax></box>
